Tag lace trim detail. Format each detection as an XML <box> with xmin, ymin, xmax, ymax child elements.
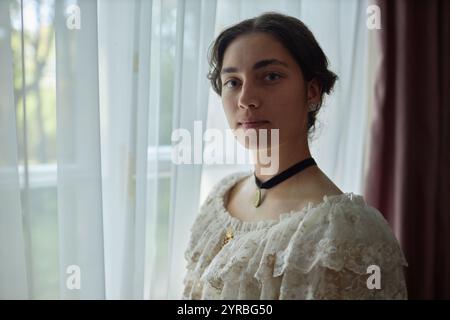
<box><xmin>183</xmin><ymin>171</ymin><xmax>409</xmax><ymax>300</ymax></box>
<box><xmin>213</xmin><ymin>170</ymin><xmax>368</xmax><ymax>233</ymax></box>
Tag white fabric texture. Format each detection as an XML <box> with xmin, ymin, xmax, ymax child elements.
<box><xmin>0</xmin><ymin>0</ymin><xmax>29</xmax><ymax>298</ymax></box>
<box><xmin>0</xmin><ymin>0</ymin><xmax>215</xmax><ymax>299</ymax></box>
<box><xmin>183</xmin><ymin>171</ymin><xmax>408</xmax><ymax>299</ymax></box>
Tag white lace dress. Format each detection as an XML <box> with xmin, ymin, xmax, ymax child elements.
<box><xmin>182</xmin><ymin>171</ymin><xmax>408</xmax><ymax>300</ymax></box>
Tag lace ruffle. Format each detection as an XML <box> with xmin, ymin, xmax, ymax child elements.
<box><xmin>182</xmin><ymin>171</ymin><xmax>408</xmax><ymax>300</ymax></box>
<box><xmin>272</xmin><ymin>200</ymin><xmax>409</xmax><ymax>277</ymax></box>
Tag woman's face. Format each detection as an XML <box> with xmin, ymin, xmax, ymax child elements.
<box><xmin>220</xmin><ymin>32</ymin><xmax>318</xmax><ymax>149</ymax></box>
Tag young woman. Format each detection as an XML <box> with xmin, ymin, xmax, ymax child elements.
<box><xmin>182</xmin><ymin>12</ymin><xmax>408</xmax><ymax>300</ymax></box>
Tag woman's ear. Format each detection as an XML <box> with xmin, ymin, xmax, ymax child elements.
<box><xmin>306</xmin><ymin>78</ymin><xmax>322</xmax><ymax>106</ymax></box>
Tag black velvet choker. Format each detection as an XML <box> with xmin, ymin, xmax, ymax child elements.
<box><xmin>253</xmin><ymin>157</ymin><xmax>317</xmax><ymax>207</ymax></box>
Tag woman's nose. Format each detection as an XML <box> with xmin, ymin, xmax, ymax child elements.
<box><xmin>238</xmin><ymin>83</ymin><xmax>260</xmax><ymax>109</ymax></box>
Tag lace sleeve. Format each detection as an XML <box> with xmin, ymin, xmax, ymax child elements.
<box><xmin>274</xmin><ymin>196</ymin><xmax>409</xmax><ymax>300</ymax></box>
<box><xmin>279</xmin><ymin>264</ymin><xmax>408</xmax><ymax>300</ymax></box>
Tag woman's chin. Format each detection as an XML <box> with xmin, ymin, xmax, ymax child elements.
<box><xmin>233</xmin><ymin>127</ymin><xmax>279</xmax><ymax>150</ymax></box>
<box><xmin>235</xmin><ymin>138</ymin><xmax>273</xmax><ymax>151</ymax></box>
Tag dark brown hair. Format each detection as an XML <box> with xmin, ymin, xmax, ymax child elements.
<box><xmin>207</xmin><ymin>12</ymin><xmax>337</xmax><ymax>139</ymax></box>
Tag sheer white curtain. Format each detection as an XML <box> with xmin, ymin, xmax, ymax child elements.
<box><xmin>98</xmin><ymin>0</ymin><xmax>216</xmax><ymax>300</ymax></box>
<box><xmin>300</xmin><ymin>0</ymin><xmax>372</xmax><ymax>194</ymax></box>
<box><xmin>0</xmin><ymin>0</ymin><xmax>215</xmax><ymax>299</ymax></box>
<box><xmin>54</xmin><ymin>0</ymin><xmax>105</xmax><ymax>299</ymax></box>
<box><xmin>0</xmin><ymin>0</ymin><xmax>371</xmax><ymax>300</ymax></box>
<box><xmin>0</xmin><ymin>0</ymin><xmax>29</xmax><ymax>299</ymax></box>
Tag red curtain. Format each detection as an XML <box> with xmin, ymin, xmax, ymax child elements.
<box><xmin>365</xmin><ymin>0</ymin><xmax>450</xmax><ymax>299</ymax></box>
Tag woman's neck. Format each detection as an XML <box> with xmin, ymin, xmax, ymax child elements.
<box><xmin>252</xmin><ymin>136</ymin><xmax>312</xmax><ymax>182</ymax></box>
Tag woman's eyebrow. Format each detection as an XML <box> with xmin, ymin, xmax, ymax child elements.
<box><xmin>220</xmin><ymin>59</ymin><xmax>288</xmax><ymax>75</ymax></box>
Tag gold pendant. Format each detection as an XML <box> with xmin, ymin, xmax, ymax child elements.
<box><xmin>223</xmin><ymin>228</ymin><xmax>234</xmax><ymax>247</ymax></box>
<box><xmin>253</xmin><ymin>188</ymin><xmax>262</xmax><ymax>208</ymax></box>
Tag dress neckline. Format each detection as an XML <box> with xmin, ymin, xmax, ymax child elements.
<box><xmin>215</xmin><ymin>170</ymin><xmax>365</xmax><ymax>232</ymax></box>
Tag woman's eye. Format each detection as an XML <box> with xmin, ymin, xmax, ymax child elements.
<box><xmin>264</xmin><ymin>73</ymin><xmax>281</xmax><ymax>81</ymax></box>
<box><xmin>223</xmin><ymin>73</ymin><xmax>281</xmax><ymax>89</ymax></box>
<box><xmin>223</xmin><ymin>79</ymin><xmax>239</xmax><ymax>88</ymax></box>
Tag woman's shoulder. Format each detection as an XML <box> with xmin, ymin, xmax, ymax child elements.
<box><xmin>210</xmin><ymin>170</ymin><xmax>252</xmax><ymax>195</ymax></box>
<box><xmin>301</xmin><ymin>192</ymin><xmax>400</xmax><ymax>245</ymax></box>
<box><xmin>199</xmin><ymin>170</ymin><xmax>252</xmax><ymax>212</ymax></box>
<box><xmin>275</xmin><ymin>193</ymin><xmax>409</xmax><ymax>276</ymax></box>
<box><xmin>188</xmin><ymin>170</ymin><xmax>251</xmax><ymax>231</ymax></box>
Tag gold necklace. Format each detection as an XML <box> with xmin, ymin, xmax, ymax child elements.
<box><xmin>254</xmin><ymin>187</ymin><xmax>262</xmax><ymax>208</ymax></box>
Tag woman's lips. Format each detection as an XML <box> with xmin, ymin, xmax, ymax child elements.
<box><xmin>239</xmin><ymin>121</ymin><xmax>269</xmax><ymax>130</ymax></box>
